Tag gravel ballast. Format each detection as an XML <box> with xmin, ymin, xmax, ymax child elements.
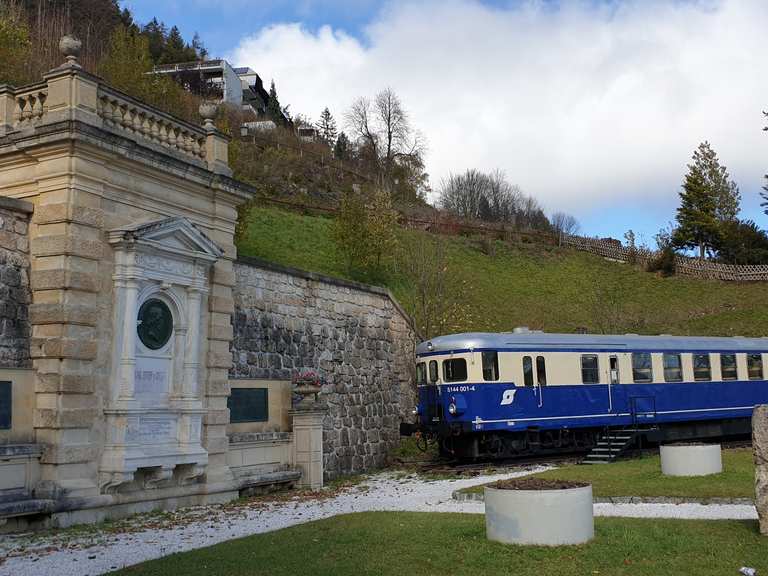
<box><xmin>0</xmin><ymin>466</ymin><xmax>758</xmax><ymax>576</ymax></box>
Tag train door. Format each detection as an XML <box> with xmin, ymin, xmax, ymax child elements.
<box><xmin>607</xmin><ymin>355</ymin><xmax>619</xmax><ymax>412</ymax></box>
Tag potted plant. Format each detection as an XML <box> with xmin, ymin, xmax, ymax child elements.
<box><xmin>292</xmin><ymin>370</ymin><xmax>323</xmax><ymax>409</ymax></box>
<box><xmin>485</xmin><ymin>477</ymin><xmax>594</xmax><ymax>545</ymax></box>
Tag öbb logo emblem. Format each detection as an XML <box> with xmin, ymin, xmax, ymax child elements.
<box><xmin>500</xmin><ymin>389</ymin><xmax>516</xmax><ymax>406</ymax></box>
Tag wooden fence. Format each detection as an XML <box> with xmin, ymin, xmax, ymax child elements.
<box><xmin>562</xmin><ymin>235</ymin><xmax>768</xmax><ymax>282</ymax></box>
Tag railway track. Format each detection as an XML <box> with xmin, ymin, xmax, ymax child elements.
<box><xmin>394</xmin><ymin>438</ymin><xmax>753</xmax><ymax>477</ymax></box>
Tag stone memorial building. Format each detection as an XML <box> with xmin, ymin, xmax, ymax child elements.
<box><xmin>0</xmin><ymin>38</ymin><xmax>417</xmax><ymax>530</ymax></box>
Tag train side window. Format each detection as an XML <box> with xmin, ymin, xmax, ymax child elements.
<box><xmin>720</xmin><ymin>354</ymin><xmax>737</xmax><ymax>380</ymax></box>
<box><xmin>693</xmin><ymin>354</ymin><xmax>711</xmax><ymax>381</ymax></box>
<box><xmin>523</xmin><ymin>356</ymin><xmax>534</xmax><ymax>387</ymax></box>
<box><xmin>663</xmin><ymin>353</ymin><xmax>683</xmax><ymax>382</ymax></box>
<box><xmin>416</xmin><ymin>362</ymin><xmax>427</xmax><ymax>385</ymax></box>
<box><xmin>536</xmin><ymin>356</ymin><xmax>547</xmax><ymax>386</ymax></box>
<box><xmin>428</xmin><ymin>360</ymin><xmax>438</xmax><ymax>383</ymax></box>
<box><xmin>632</xmin><ymin>353</ymin><xmax>653</xmax><ymax>383</ymax></box>
<box><xmin>443</xmin><ymin>359</ymin><xmax>468</xmax><ymax>382</ymax></box>
<box><xmin>748</xmin><ymin>354</ymin><xmax>763</xmax><ymax>380</ymax></box>
<box><xmin>482</xmin><ymin>351</ymin><xmax>499</xmax><ymax>381</ymax></box>
<box><xmin>581</xmin><ymin>354</ymin><xmax>600</xmax><ymax>384</ymax></box>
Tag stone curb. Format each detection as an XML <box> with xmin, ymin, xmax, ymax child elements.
<box><xmin>451</xmin><ymin>489</ymin><xmax>755</xmax><ymax>506</ymax></box>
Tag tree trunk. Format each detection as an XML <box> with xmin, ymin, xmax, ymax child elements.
<box><xmin>699</xmin><ymin>242</ymin><xmax>705</xmax><ymax>260</ymax></box>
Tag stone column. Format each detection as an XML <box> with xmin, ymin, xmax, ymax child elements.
<box><xmin>290</xmin><ymin>408</ymin><xmax>326</xmax><ymax>490</ymax></box>
<box><xmin>118</xmin><ymin>278</ymin><xmax>138</xmax><ymax>400</ymax></box>
<box><xmin>754</xmin><ymin>404</ymin><xmax>768</xmax><ymax>535</ymax></box>
<box><xmin>182</xmin><ymin>286</ymin><xmax>202</xmax><ymax>398</ymax></box>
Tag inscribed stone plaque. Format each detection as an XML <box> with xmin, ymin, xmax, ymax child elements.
<box><xmin>126</xmin><ymin>416</ymin><xmax>176</xmax><ymax>444</ymax></box>
<box><xmin>228</xmin><ymin>388</ymin><xmax>268</xmax><ymax>423</ymax></box>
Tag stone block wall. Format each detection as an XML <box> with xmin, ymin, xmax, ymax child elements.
<box><xmin>0</xmin><ymin>197</ymin><xmax>32</xmax><ymax>368</ymax></box>
<box><xmin>231</xmin><ymin>256</ymin><xmax>418</xmax><ymax>480</ymax></box>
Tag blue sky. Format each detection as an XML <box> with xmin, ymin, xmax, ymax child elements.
<box><xmin>121</xmin><ymin>1</ymin><xmax>768</xmax><ymax>243</ymax></box>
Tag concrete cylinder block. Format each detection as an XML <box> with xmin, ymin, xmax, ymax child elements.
<box><xmin>660</xmin><ymin>444</ymin><xmax>723</xmax><ymax>477</ymax></box>
<box><xmin>484</xmin><ymin>484</ymin><xmax>594</xmax><ymax>546</ymax></box>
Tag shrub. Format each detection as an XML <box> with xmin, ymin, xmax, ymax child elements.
<box><xmin>646</xmin><ymin>246</ymin><xmax>677</xmax><ymax>276</ymax></box>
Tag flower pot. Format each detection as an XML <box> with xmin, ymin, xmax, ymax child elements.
<box><xmin>660</xmin><ymin>443</ymin><xmax>722</xmax><ymax>477</ymax></box>
<box><xmin>294</xmin><ymin>382</ymin><xmax>321</xmax><ymax>409</ymax></box>
<box><xmin>485</xmin><ymin>479</ymin><xmax>594</xmax><ymax>546</ymax></box>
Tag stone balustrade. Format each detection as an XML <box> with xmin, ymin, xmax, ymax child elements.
<box><xmin>0</xmin><ymin>59</ymin><xmax>229</xmax><ymax>175</ymax></box>
<box><xmin>97</xmin><ymin>86</ymin><xmax>207</xmax><ymax>164</ymax></box>
<box><xmin>12</xmin><ymin>83</ymin><xmax>48</xmax><ymax>129</ymax></box>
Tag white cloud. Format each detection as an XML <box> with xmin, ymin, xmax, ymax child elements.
<box><xmin>229</xmin><ymin>0</ymin><xmax>768</xmax><ymax>224</ymax></box>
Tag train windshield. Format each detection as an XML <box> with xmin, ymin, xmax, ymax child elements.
<box><xmin>416</xmin><ymin>362</ymin><xmax>426</xmax><ymax>385</ymax></box>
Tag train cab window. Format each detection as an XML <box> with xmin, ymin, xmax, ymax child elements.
<box><xmin>536</xmin><ymin>356</ymin><xmax>547</xmax><ymax>386</ymax></box>
<box><xmin>581</xmin><ymin>355</ymin><xmax>600</xmax><ymax>384</ymax></box>
<box><xmin>482</xmin><ymin>351</ymin><xmax>499</xmax><ymax>381</ymax></box>
<box><xmin>720</xmin><ymin>354</ymin><xmax>737</xmax><ymax>380</ymax></box>
<box><xmin>416</xmin><ymin>362</ymin><xmax>427</xmax><ymax>385</ymax></box>
<box><xmin>632</xmin><ymin>353</ymin><xmax>653</xmax><ymax>383</ymax></box>
<box><xmin>748</xmin><ymin>354</ymin><xmax>763</xmax><ymax>380</ymax></box>
<box><xmin>443</xmin><ymin>359</ymin><xmax>468</xmax><ymax>382</ymax></box>
<box><xmin>523</xmin><ymin>356</ymin><xmax>534</xmax><ymax>387</ymax></box>
<box><xmin>663</xmin><ymin>353</ymin><xmax>683</xmax><ymax>382</ymax></box>
<box><xmin>693</xmin><ymin>354</ymin><xmax>711</xmax><ymax>381</ymax></box>
<box><xmin>428</xmin><ymin>360</ymin><xmax>439</xmax><ymax>383</ymax></box>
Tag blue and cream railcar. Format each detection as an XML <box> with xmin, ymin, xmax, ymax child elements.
<box><xmin>411</xmin><ymin>330</ymin><xmax>768</xmax><ymax>458</ymax></box>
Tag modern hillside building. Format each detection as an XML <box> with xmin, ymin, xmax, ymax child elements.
<box><xmin>152</xmin><ymin>59</ymin><xmax>282</xmax><ymax>122</ymax></box>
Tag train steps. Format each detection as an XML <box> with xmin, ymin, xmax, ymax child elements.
<box><xmin>582</xmin><ymin>428</ymin><xmax>640</xmax><ymax>464</ymax></box>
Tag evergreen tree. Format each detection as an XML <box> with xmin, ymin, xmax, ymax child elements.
<box><xmin>191</xmin><ymin>32</ymin><xmax>207</xmax><ymax>59</ymax></box>
<box><xmin>315</xmin><ymin>107</ymin><xmax>338</xmax><ymax>146</ymax></box>
<box><xmin>142</xmin><ymin>18</ymin><xmax>166</xmax><ymax>62</ymax></box>
<box><xmin>694</xmin><ymin>141</ymin><xmax>740</xmax><ymax>222</ymax></box>
<box><xmin>672</xmin><ymin>141</ymin><xmax>740</xmax><ymax>258</ymax></box>
<box><xmin>672</xmin><ymin>161</ymin><xmax>719</xmax><ymax>259</ymax></box>
<box><xmin>159</xmin><ymin>25</ymin><xmax>191</xmax><ymax>64</ymax></box>
<box><xmin>266</xmin><ymin>80</ymin><xmax>283</xmax><ymax>124</ymax></box>
<box><xmin>334</xmin><ymin>132</ymin><xmax>350</xmax><ymax>160</ymax></box>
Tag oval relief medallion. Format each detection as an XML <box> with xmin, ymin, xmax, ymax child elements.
<box><xmin>137</xmin><ymin>298</ymin><xmax>173</xmax><ymax>350</ymax></box>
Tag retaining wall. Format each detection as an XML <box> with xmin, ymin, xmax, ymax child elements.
<box><xmin>231</xmin><ymin>256</ymin><xmax>418</xmax><ymax>480</ymax></box>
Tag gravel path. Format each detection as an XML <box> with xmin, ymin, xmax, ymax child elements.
<box><xmin>0</xmin><ymin>466</ymin><xmax>758</xmax><ymax>576</ymax></box>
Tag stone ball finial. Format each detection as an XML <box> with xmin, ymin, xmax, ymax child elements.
<box><xmin>199</xmin><ymin>101</ymin><xmax>218</xmax><ymax>131</ymax></box>
<box><xmin>59</xmin><ymin>35</ymin><xmax>82</xmax><ymax>66</ymax></box>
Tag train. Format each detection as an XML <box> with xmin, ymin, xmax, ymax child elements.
<box><xmin>402</xmin><ymin>328</ymin><xmax>768</xmax><ymax>460</ymax></box>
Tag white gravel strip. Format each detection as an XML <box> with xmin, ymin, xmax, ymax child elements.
<box><xmin>0</xmin><ymin>466</ymin><xmax>758</xmax><ymax>576</ymax></box>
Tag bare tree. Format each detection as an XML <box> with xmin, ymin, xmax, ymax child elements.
<box><xmin>438</xmin><ymin>168</ymin><xmax>550</xmax><ymax>231</ymax></box>
<box><xmin>345</xmin><ymin>88</ymin><xmax>424</xmax><ymax>185</ymax></box>
<box><xmin>439</xmin><ymin>169</ymin><xmax>488</xmax><ymax>220</ymax></box>
<box><xmin>401</xmin><ymin>236</ymin><xmax>473</xmax><ymax>338</ymax></box>
<box><xmin>550</xmin><ymin>212</ymin><xmax>580</xmax><ymax>238</ymax></box>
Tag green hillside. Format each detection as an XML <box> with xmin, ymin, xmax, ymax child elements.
<box><xmin>237</xmin><ymin>207</ymin><xmax>768</xmax><ymax>338</ymax></box>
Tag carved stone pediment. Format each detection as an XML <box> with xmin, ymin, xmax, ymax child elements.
<box><xmin>109</xmin><ymin>216</ymin><xmax>223</xmax><ymax>259</ymax></box>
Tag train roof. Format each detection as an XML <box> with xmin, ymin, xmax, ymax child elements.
<box><xmin>415</xmin><ymin>331</ymin><xmax>768</xmax><ymax>356</ymax></box>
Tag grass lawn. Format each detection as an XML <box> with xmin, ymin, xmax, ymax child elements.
<box><xmin>115</xmin><ymin>512</ymin><xmax>766</xmax><ymax>576</ymax></box>
<box><xmin>459</xmin><ymin>447</ymin><xmax>755</xmax><ymax>499</ymax></box>
<box><xmin>237</xmin><ymin>206</ymin><xmax>768</xmax><ymax>337</ymax></box>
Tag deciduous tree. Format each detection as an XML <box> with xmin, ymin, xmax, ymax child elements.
<box><xmin>551</xmin><ymin>212</ymin><xmax>580</xmax><ymax>238</ymax></box>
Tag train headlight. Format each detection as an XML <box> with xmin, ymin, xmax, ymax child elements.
<box><xmin>412</xmin><ymin>406</ymin><xmax>420</xmax><ymax>416</ymax></box>
<box><xmin>448</xmin><ymin>402</ymin><xmax>457</xmax><ymax>415</ymax></box>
